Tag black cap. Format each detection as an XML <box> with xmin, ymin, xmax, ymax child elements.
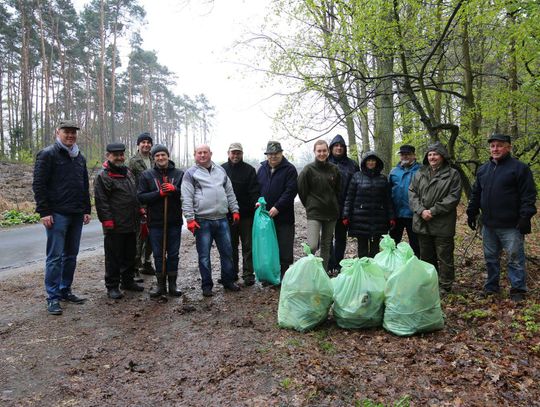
<box><xmin>487</xmin><ymin>133</ymin><xmax>511</xmax><ymax>144</ymax></box>
<box><xmin>151</xmin><ymin>144</ymin><xmax>169</xmax><ymax>157</ymax></box>
<box><xmin>106</xmin><ymin>143</ymin><xmax>126</xmax><ymax>153</ymax></box>
<box><xmin>137</xmin><ymin>132</ymin><xmax>153</xmax><ymax>145</ymax></box>
<box><xmin>397</xmin><ymin>144</ymin><xmax>415</xmax><ymax>155</ymax></box>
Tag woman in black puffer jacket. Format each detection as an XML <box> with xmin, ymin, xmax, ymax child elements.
<box><xmin>342</xmin><ymin>151</ymin><xmax>394</xmax><ymax>258</ymax></box>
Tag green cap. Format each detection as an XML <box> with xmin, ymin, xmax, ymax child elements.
<box><xmin>57</xmin><ymin>119</ymin><xmax>80</xmax><ymax>130</ymax></box>
<box><xmin>264</xmin><ymin>141</ymin><xmax>283</xmax><ymax>154</ymax></box>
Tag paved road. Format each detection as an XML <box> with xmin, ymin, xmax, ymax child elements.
<box><xmin>0</xmin><ymin>221</ymin><xmax>104</xmax><ymax>271</ymax></box>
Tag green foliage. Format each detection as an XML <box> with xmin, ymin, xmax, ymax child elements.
<box><xmin>0</xmin><ymin>210</ymin><xmax>40</xmax><ymax>227</ymax></box>
<box><xmin>461</xmin><ymin>309</ymin><xmax>491</xmax><ymax>320</ymax></box>
<box><xmin>356</xmin><ymin>395</ymin><xmax>411</xmax><ymax>407</ymax></box>
<box><xmin>280</xmin><ymin>377</ymin><xmax>293</xmax><ymax>389</ymax></box>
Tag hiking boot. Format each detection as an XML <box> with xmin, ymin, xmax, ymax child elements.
<box><xmin>481</xmin><ymin>289</ymin><xmax>499</xmax><ymax>298</ymax></box>
<box><xmin>167</xmin><ymin>276</ymin><xmax>182</xmax><ymax>297</ymax></box>
<box><xmin>202</xmin><ymin>288</ymin><xmax>214</xmax><ymax>297</ymax></box>
<box><xmin>149</xmin><ymin>277</ymin><xmax>167</xmax><ymax>298</ymax></box>
<box><xmin>47</xmin><ymin>299</ymin><xmax>63</xmax><ymax>315</ymax></box>
<box><xmin>243</xmin><ymin>275</ymin><xmax>255</xmax><ymax>287</ymax></box>
<box><xmin>510</xmin><ymin>289</ymin><xmax>526</xmax><ymax>303</ymax></box>
<box><xmin>60</xmin><ymin>292</ymin><xmax>86</xmax><ymax>303</ymax></box>
<box><xmin>223</xmin><ymin>282</ymin><xmax>241</xmax><ymax>292</ymax></box>
<box><xmin>120</xmin><ymin>281</ymin><xmax>144</xmax><ymax>292</ymax></box>
<box><xmin>107</xmin><ymin>288</ymin><xmax>124</xmax><ymax>300</ymax></box>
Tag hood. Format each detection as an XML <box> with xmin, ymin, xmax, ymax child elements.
<box><xmin>360</xmin><ymin>151</ymin><xmax>384</xmax><ymax>173</ymax></box>
<box><xmin>422</xmin><ymin>142</ymin><xmax>450</xmax><ymax>165</ymax></box>
<box><xmin>329</xmin><ymin>134</ymin><xmax>348</xmax><ymax>157</ymax></box>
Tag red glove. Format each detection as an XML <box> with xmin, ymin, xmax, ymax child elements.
<box><xmin>102</xmin><ymin>220</ymin><xmax>115</xmax><ymax>229</ymax></box>
<box><xmin>232</xmin><ymin>212</ymin><xmax>240</xmax><ymax>224</ymax></box>
<box><xmin>140</xmin><ymin>222</ymin><xmax>149</xmax><ymax>240</ymax></box>
<box><xmin>160</xmin><ymin>183</ymin><xmax>175</xmax><ymax>197</ymax></box>
<box><xmin>389</xmin><ymin>219</ymin><xmax>396</xmax><ymax>229</ymax></box>
<box><xmin>342</xmin><ymin>218</ymin><xmax>349</xmax><ymax>227</ymax></box>
<box><xmin>187</xmin><ymin>219</ymin><xmax>200</xmax><ymax>234</ymax></box>
<box><xmin>139</xmin><ymin>208</ymin><xmax>146</xmax><ymax>216</ymax></box>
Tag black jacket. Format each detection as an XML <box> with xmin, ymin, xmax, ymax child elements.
<box><xmin>343</xmin><ymin>152</ymin><xmax>393</xmax><ymax>238</ymax></box>
<box><xmin>467</xmin><ymin>153</ymin><xmax>537</xmax><ymax>229</ymax></box>
<box><xmin>328</xmin><ymin>134</ymin><xmax>359</xmax><ymax>216</ymax></box>
<box><xmin>94</xmin><ymin>161</ymin><xmax>139</xmax><ymax>234</ymax></box>
<box><xmin>221</xmin><ymin>159</ymin><xmax>260</xmax><ymax>218</ymax></box>
<box><xmin>257</xmin><ymin>157</ymin><xmax>298</xmax><ymax>225</ymax></box>
<box><xmin>32</xmin><ymin>142</ymin><xmax>91</xmax><ymax>217</ymax></box>
<box><xmin>137</xmin><ymin>161</ymin><xmax>184</xmax><ymax>228</ymax></box>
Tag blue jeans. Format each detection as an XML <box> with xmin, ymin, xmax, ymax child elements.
<box><xmin>195</xmin><ymin>218</ymin><xmax>236</xmax><ymax>290</ymax></box>
<box><xmin>149</xmin><ymin>226</ymin><xmax>181</xmax><ymax>277</ymax></box>
<box><xmin>44</xmin><ymin>212</ymin><xmax>84</xmax><ymax>300</ymax></box>
<box><xmin>482</xmin><ymin>226</ymin><xmax>527</xmax><ymax>292</ymax></box>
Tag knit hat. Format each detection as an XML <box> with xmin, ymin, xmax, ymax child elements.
<box><xmin>137</xmin><ymin>132</ymin><xmax>153</xmax><ymax>145</ymax></box>
<box><xmin>151</xmin><ymin>144</ymin><xmax>169</xmax><ymax>157</ymax></box>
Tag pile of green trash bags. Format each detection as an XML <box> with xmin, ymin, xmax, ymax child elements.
<box><xmin>277</xmin><ymin>236</ymin><xmax>444</xmax><ymax>336</ymax></box>
<box><xmin>332</xmin><ymin>258</ymin><xmax>386</xmax><ymax>329</ymax></box>
<box><xmin>277</xmin><ymin>244</ymin><xmax>333</xmax><ymax>332</ymax></box>
<box><xmin>252</xmin><ymin>197</ymin><xmax>281</xmax><ymax>285</ymax></box>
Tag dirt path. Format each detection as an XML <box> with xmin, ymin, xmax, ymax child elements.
<box><xmin>1</xmin><ymin>208</ymin><xmax>539</xmax><ymax>406</ymax></box>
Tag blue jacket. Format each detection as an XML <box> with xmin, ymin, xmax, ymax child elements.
<box><xmin>257</xmin><ymin>157</ymin><xmax>298</xmax><ymax>225</ymax></box>
<box><xmin>389</xmin><ymin>161</ymin><xmax>421</xmax><ymax>218</ymax></box>
<box><xmin>32</xmin><ymin>142</ymin><xmax>91</xmax><ymax>217</ymax></box>
<box><xmin>328</xmin><ymin>134</ymin><xmax>359</xmax><ymax>215</ymax></box>
<box><xmin>467</xmin><ymin>154</ymin><xmax>537</xmax><ymax>229</ymax></box>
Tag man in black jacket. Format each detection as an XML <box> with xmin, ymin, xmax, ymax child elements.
<box><xmin>32</xmin><ymin>119</ymin><xmax>91</xmax><ymax>315</ymax></box>
<box><xmin>137</xmin><ymin>145</ymin><xmax>184</xmax><ymax>298</ymax></box>
<box><xmin>222</xmin><ymin>143</ymin><xmax>260</xmax><ymax>286</ymax></box>
<box><xmin>327</xmin><ymin>135</ymin><xmax>359</xmax><ymax>272</ymax></box>
<box><xmin>467</xmin><ymin>134</ymin><xmax>537</xmax><ymax>302</ymax></box>
<box><xmin>94</xmin><ymin>143</ymin><xmax>144</xmax><ymax>299</ymax></box>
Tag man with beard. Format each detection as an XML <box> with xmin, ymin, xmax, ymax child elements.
<box><xmin>94</xmin><ymin>143</ymin><xmax>144</xmax><ymax>299</ymax></box>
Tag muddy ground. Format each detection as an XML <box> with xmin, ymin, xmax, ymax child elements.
<box><xmin>0</xmin><ymin>162</ymin><xmax>539</xmax><ymax>406</ymax></box>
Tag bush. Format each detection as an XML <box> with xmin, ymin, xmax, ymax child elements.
<box><xmin>0</xmin><ymin>209</ymin><xmax>40</xmax><ymax>227</ymax></box>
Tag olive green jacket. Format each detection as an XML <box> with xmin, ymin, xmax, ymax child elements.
<box><xmin>128</xmin><ymin>152</ymin><xmax>154</xmax><ymax>188</ymax></box>
<box><xmin>409</xmin><ymin>164</ymin><xmax>462</xmax><ymax>237</ymax></box>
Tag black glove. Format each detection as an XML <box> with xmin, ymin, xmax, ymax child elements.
<box><xmin>517</xmin><ymin>218</ymin><xmax>531</xmax><ymax>235</ymax></box>
<box><xmin>467</xmin><ymin>216</ymin><xmax>477</xmax><ymax>231</ymax></box>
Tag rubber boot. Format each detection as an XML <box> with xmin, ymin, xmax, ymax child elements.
<box><xmin>168</xmin><ymin>275</ymin><xmax>182</xmax><ymax>297</ymax></box>
<box><xmin>149</xmin><ymin>276</ymin><xmax>167</xmax><ymax>298</ymax></box>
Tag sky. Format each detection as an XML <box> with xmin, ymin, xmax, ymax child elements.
<box><xmin>73</xmin><ymin>0</ymin><xmax>337</xmax><ymax>162</ymax></box>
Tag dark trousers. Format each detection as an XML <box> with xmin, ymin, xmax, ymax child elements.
<box><xmin>357</xmin><ymin>236</ymin><xmax>381</xmax><ymax>258</ymax></box>
<box><xmin>275</xmin><ymin>222</ymin><xmax>295</xmax><ymax>274</ymax></box>
<box><xmin>149</xmin><ymin>226</ymin><xmax>181</xmax><ymax>278</ymax></box>
<box><xmin>229</xmin><ymin>216</ymin><xmax>254</xmax><ymax>280</ymax></box>
<box><xmin>417</xmin><ymin>234</ymin><xmax>455</xmax><ymax>291</ymax></box>
<box><xmin>389</xmin><ymin>217</ymin><xmax>420</xmax><ymax>256</ymax></box>
<box><xmin>104</xmin><ymin>232</ymin><xmax>136</xmax><ymax>289</ymax></box>
<box><xmin>328</xmin><ymin>220</ymin><xmax>347</xmax><ymax>271</ymax></box>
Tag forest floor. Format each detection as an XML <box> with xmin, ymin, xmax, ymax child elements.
<box><xmin>0</xmin><ymin>161</ymin><xmax>539</xmax><ymax>406</ymax></box>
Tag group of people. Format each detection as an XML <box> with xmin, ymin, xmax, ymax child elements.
<box><xmin>33</xmin><ymin>119</ymin><xmax>536</xmax><ymax>316</ymax></box>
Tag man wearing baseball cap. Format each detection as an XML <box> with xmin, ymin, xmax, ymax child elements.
<box><xmin>128</xmin><ymin>132</ymin><xmax>155</xmax><ymax>277</ymax></box>
<box><xmin>389</xmin><ymin>144</ymin><xmax>421</xmax><ymax>256</ymax></box>
<box><xmin>221</xmin><ymin>143</ymin><xmax>260</xmax><ymax>286</ymax></box>
<box><xmin>32</xmin><ymin>119</ymin><xmax>91</xmax><ymax>315</ymax></box>
<box><xmin>467</xmin><ymin>133</ymin><xmax>537</xmax><ymax>302</ymax></box>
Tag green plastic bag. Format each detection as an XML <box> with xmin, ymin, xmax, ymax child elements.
<box><xmin>278</xmin><ymin>244</ymin><xmax>334</xmax><ymax>332</ymax></box>
<box><xmin>332</xmin><ymin>258</ymin><xmax>386</xmax><ymax>329</ymax></box>
<box><xmin>252</xmin><ymin>197</ymin><xmax>280</xmax><ymax>285</ymax></box>
<box><xmin>383</xmin><ymin>256</ymin><xmax>444</xmax><ymax>336</ymax></box>
<box><xmin>373</xmin><ymin>234</ymin><xmax>414</xmax><ymax>279</ymax></box>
